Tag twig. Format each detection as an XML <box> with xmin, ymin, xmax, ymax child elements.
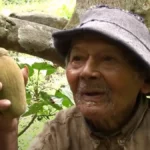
<box><xmin>18</xmin><ymin>114</ymin><xmax>37</xmax><ymax>137</ymax></box>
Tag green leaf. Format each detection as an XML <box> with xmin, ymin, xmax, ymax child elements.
<box><xmin>40</xmin><ymin>91</ymin><xmax>62</xmax><ymax>110</ymax></box>
<box><xmin>60</xmin><ymin>87</ymin><xmax>74</xmax><ymax>104</ymax></box>
<box><xmin>46</xmin><ymin>67</ymin><xmax>57</xmax><ymax>75</ymax></box>
<box><xmin>55</xmin><ymin>90</ymin><xmax>73</xmax><ymax>107</ymax></box>
<box><xmin>23</xmin><ymin>102</ymin><xmax>45</xmax><ymax>116</ymax></box>
<box><xmin>32</xmin><ymin>62</ymin><xmax>56</xmax><ymax>73</ymax></box>
<box><xmin>26</xmin><ymin>91</ymin><xmax>32</xmax><ymax>104</ymax></box>
<box><xmin>43</xmin><ymin>105</ymin><xmax>49</xmax><ymax>111</ymax></box>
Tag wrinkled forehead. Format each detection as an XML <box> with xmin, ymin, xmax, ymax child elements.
<box><xmin>67</xmin><ymin>32</ymin><xmax>147</xmax><ymax>70</ymax></box>
<box><xmin>65</xmin><ymin>32</ymin><xmax>126</xmax><ymax>66</ymax></box>
<box><xmin>70</xmin><ymin>32</ymin><xmax>129</xmax><ymax>54</ymax></box>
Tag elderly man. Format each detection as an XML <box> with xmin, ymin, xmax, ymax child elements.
<box><xmin>0</xmin><ymin>5</ymin><xmax>150</xmax><ymax>150</ymax></box>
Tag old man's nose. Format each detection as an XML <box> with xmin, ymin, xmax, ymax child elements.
<box><xmin>80</xmin><ymin>59</ymin><xmax>101</xmax><ymax>79</ymax></box>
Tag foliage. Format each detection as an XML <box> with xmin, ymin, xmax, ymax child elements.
<box><xmin>50</xmin><ymin>0</ymin><xmax>76</xmax><ymax>19</ymax></box>
<box><xmin>10</xmin><ymin>53</ymin><xmax>74</xmax><ymax>149</ymax></box>
<box><xmin>18</xmin><ymin>117</ymin><xmax>45</xmax><ymax>150</ymax></box>
<box><xmin>17</xmin><ymin>56</ymin><xmax>73</xmax><ymax>118</ymax></box>
<box><xmin>3</xmin><ymin>0</ymin><xmax>49</xmax><ymax>5</ymax></box>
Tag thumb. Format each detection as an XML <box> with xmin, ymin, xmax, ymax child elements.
<box><xmin>0</xmin><ymin>100</ymin><xmax>11</xmax><ymax>111</ymax></box>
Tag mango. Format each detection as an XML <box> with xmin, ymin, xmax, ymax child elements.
<box><xmin>0</xmin><ymin>48</ymin><xmax>26</xmax><ymax>117</ymax></box>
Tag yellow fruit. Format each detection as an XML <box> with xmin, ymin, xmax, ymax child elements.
<box><xmin>0</xmin><ymin>48</ymin><xmax>26</xmax><ymax>117</ymax></box>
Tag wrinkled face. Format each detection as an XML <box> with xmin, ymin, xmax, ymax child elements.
<box><xmin>66</xmin><ymin>34</ymin><xmax>146</xmax><ymax>123</ymax></box>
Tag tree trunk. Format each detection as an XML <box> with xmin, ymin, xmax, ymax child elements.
<box><xmin>0</xmin><ymin>0</ymin><xmax>149</xmax><ymax>67</ymax></box>
<box><xmin>65</xmin><ymin>0</ymin><xmax>150</xmax><ymax>29</ymax></box>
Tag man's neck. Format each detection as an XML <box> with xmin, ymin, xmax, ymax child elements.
<box><xmin>85</xmin><ymin>96</ymin><xmax>141</xmax><ymax>137</ymax></box>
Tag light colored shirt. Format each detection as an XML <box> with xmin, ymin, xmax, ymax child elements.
<box><xmin>29</xmin><ymin>96</ymin><xmax>150</xmax><ymax>150</ymax></box>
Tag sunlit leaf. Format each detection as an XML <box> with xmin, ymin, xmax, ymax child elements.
<box><xmin>55</xmin><ymin>90</ymin><xmax>73</xmax><ymax>107</ymax></box>
<box><xmin>32</xmin><ymin>62</ymin><xmax>56</xmax><ymax>72</ymax></box>
<box><xmin>23</xmin><ymin>102</ymin><xmax>45</xmax><ymax>116</ymax></box>
<box><xmin>26</xmin><ymin>91</ymin><xmax>32</xmax><ymax>104</ymax></box>
<box><xmin>40</xmin><ymin>91</ymin><xmax>62</xmax><ymax>110</ymax></box>
<box><xmin>46</xmin><ymin>67</ymin><xmax>57</xmax><ymax>75</ymax></box>
<box><xmin>60</xmin><ymin>86</ymin><xmax>74</xmax><ymax>104</ymax></box>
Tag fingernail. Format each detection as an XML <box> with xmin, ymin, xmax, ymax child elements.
<box><xmin>4</xmin><ymin>100</ymin><xmax>11</xmax><ymax>105</ymax></box>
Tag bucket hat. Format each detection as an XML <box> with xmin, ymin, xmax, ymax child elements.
<box><xmin>52</xmin><ymin>5</ymin><xmax>150</xmax><ymax>67</ymax></box>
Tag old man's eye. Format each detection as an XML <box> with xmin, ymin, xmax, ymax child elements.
<box><xmin>69</xmin><ymin>55</ymin><xmax>85</xmax><ymax>68</ymax></box>
<box><xmin>72</xmin><ymin>56</ymin><xmax>82</xmax><ymax>61</ymax></box>
<box><xmin>103</xmin><ymin>56</ymin><xmax>115</xmax><ymax>62</ymax></box>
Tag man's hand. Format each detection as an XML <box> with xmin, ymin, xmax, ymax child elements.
<box><xmin>0</xmin><ymin>66</ymin><xmax>28</xmax><ymax>131</ymax></box>
<box><xmin>0</xmin><ymin>66</ymin><xmax>28</xmax><ymax>150</ymax></box>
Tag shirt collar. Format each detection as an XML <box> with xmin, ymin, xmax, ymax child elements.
<box><xmin>120</xmin><ymin>94</ymin><xmax>149</xmax><ymax>140</ymax></box>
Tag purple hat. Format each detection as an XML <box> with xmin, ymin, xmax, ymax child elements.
<box><xmin>52</xmin><ymin>6</ymin><xmax>150</xmax><ymax>67</ymax></box>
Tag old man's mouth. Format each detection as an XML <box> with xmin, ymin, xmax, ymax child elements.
<box><xmin>80</xmin><ymin>90</ymin><xmax>108</xmax><ymax>102</ymax></box>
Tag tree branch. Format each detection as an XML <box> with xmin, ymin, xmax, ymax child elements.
<box><xmin>0</xmin><ymin>15</ymin><xmax>65</xmax><ymax>67</ymax></box>
<box><xmin>9</xmin><ymin>12</ymin><xmax>68</xmax><ymax>29</ymax></box>
<box><xmin>18</xmin><ymin>114</ymin><xmax>37</xmax><ymax>137</ymax></box>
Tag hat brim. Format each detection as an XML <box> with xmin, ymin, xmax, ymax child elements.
<box><xmin>53</xmin><ymin>21</ymin><xmax>150</xmax><ymax>66</ymax></box>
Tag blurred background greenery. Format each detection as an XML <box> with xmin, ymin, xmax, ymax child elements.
<box><xmin>0</xmin><ymin>0</ymin><xmax>76</xmax><ymax>149</ymax></box>
<box><xmin>0</xmin><ymin>0</ymin><xmax>76</xmax><ymax>19</ymax></box>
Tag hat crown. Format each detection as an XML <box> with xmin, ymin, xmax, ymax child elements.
<box><xmin>52</xmin><ymin>6</ymin><xmax>150</xmax><ymax>68</ymax></box>
<box><xmin>79</xmin><ymin>6</ymin><xmax>150</xmax><ymax>51</ymax></box>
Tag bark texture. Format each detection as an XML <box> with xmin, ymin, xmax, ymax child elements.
<box><xmin>10</xmin><ymin>12</ymin><xmax>68</xmax><ymax>29</ymax></box>
<box><xmin>65</xmin><ymin>0</ymin><xmax>150</xmax><ymax>29</ymax></box>
<box><xmin>0</xmin><ymin>0</ymin><xmax>149</xmax><ymax>67</ymax></box>
<box><xmin>0</xmin><ymin>16</ymin><xmax>64</xmax><ymax>66</ymax></box>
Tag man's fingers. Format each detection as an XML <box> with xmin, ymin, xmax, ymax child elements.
<box><xmin>0</xmin><ymin>100</ymin><xmax>11</xmax><ymax>111</ymax></box>
<box><xmin>21</xmin><ymin>66</ymin><xmax>29</xmax><ymax>86</ymax></box>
